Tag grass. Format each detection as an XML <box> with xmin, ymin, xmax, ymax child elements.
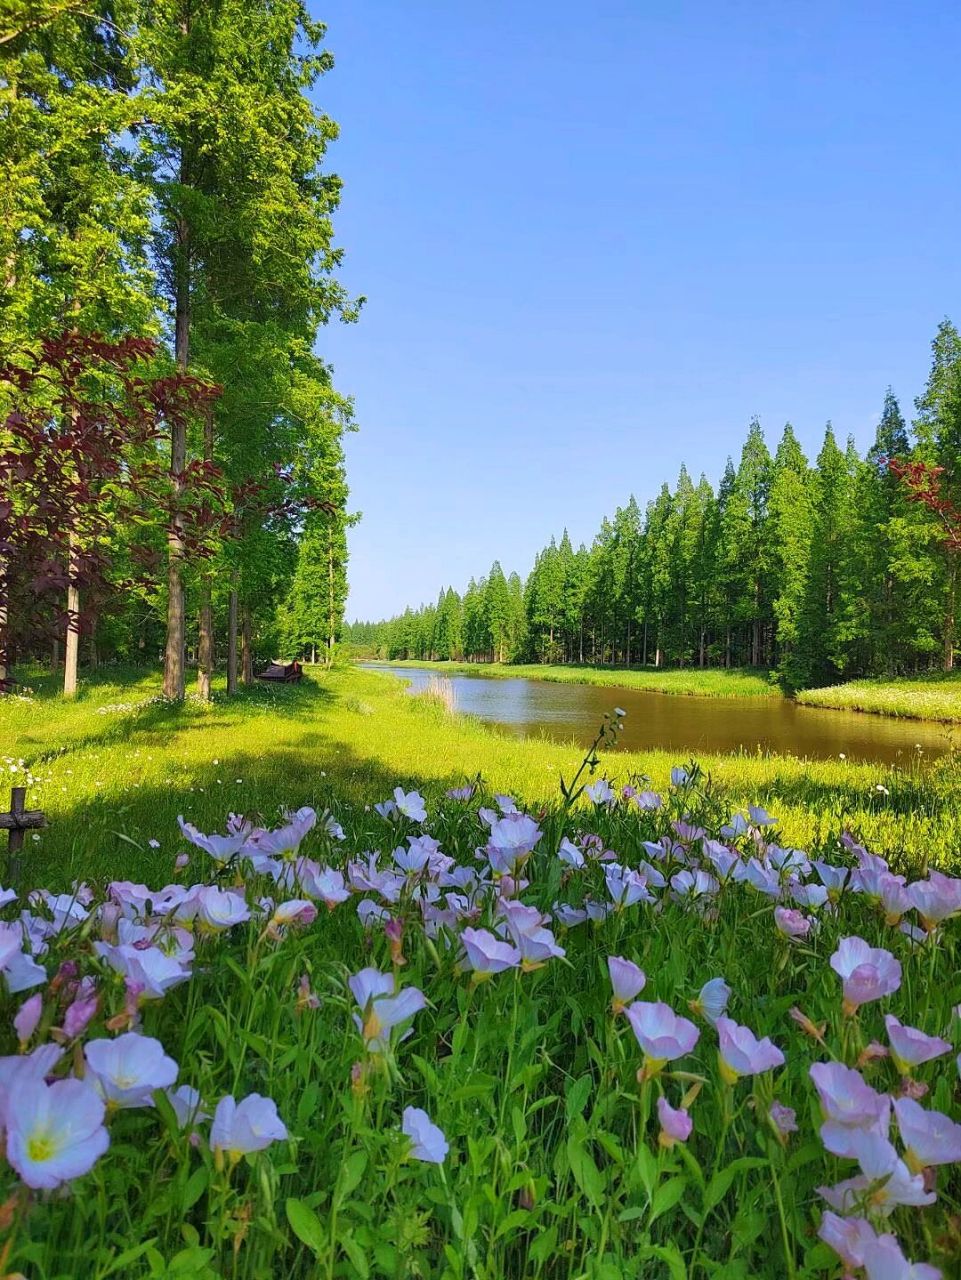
<box><xmin>363</xmin><ymin>659</ymin><xmax>780</xmax><ymax>699</ymax></box>
<box><xmin>3</xmin><ymin>663</ymin><xmax>961</xmax><ymax>885</ymax></box>
<box><xmin>0</xmin><ymin>664</ymin><xmax>959</xmax><ymax>1277</ymax></box>
<box><xmin>799</xmin><ymin>671</ymin><xmax>961</xmax><ymax>723</ymax></box>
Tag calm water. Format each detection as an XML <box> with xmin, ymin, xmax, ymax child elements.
<box><xmin>360</xmin><ymin>664</ymin><xmax>955</xmax><ymax>766</ymax></box>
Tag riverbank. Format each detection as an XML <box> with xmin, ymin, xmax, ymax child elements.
<box><xmin>798</xmin><ymin>672</ymin><xmax>961</xmax><ymax>723</ymax></box>
<box><xmin>361</xmin><ymin>659</ymin><xmax>779</xmax><ymax>698</ymax></box>
<box><xmin>3</xmin><ymin>664</ymin><xmax>959</xmax><ymax>883</ymax></box>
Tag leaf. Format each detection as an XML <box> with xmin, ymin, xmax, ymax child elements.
<box><xmin>336</xmin><ymin>1149</ymin><xmax>367</xmax><ymax>1203</ymax></box>
<box><xmin>704</xmin><ymin>1157</ymin><xmax>767</xmax><ymax>1211</ymax></box>
<box><xmin>566</xmin><ymin>1136</ymin><xmax>605</xmax><ymax>1206</ymax></box>
<box><xmin>640</xmin><ymin>1242</ymin><xmax>688</xmax><ymax>1280</ymax></box>
<box><xmin>494</xmin><ymin>1209</ymin><xmax>532</xmax><ymax>1239</ymax></box>
<box><xmin>181</xmin><ymin>1166</ymin><xmax>208</xmax><ymax>1212</ymax></box>
<box><xmin>286</xmin><ymin>1198</ymin><xmax>325</xmax><ymax>1255</ymax></box>
<box><xmin>338</xmin><ymin>1228</ymin><xmax>369</xmax><ymax>1278</ymax></box>
<box><xmin>650</xmin><ymin>1176</ymin><xmax>687</xmax><ymax>1224</ymax></box>
<box><xmin>97</xmin><ymin>1239</ymin><xmax>159</xmax><ymax>1278</ymax></box>
<box><xmin>565</xmin><ymin>1073</ymin><xmax>593</xmax><ymax>1121</ymax></box>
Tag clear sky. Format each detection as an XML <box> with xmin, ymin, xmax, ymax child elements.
<box><xmin>308</xmin><ymin>1</ymin><xmax>961</xmax><ymax>622</ymax></box>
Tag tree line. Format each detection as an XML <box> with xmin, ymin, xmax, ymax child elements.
<box><xmin>351</xmin><ymin>320</ymin><xmax>961</xmax><ymax>690</ymax></box>
<box><xmin>1</xmin><ymin>0</ymin><xmax>358</xmax><ymax>699</ymax></box>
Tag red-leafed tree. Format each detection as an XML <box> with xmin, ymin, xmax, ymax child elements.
<box><xmin>0</xmin><ymin>331</ymin><xmax>219</xmax><ymax>692</ymax></box>
<box><xmin>888</xmin><ymin>458</ymin><xmax>961</xmax><ymax>551</ymax></box>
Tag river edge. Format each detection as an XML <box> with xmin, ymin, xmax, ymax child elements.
<box><xmin>356</xmin><ymin>659</ymin><xmax>961</xmax><ymax>726</ymax></box>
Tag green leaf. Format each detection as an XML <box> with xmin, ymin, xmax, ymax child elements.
<box><xmin>565</xmin><ymin>1073</ymin><xmax>593</xmax><ymax>1120</ymax></box>
<box><xmin>640</xmin><ymin>1242</ymin><xmax>688</xmax><ymax>1280</ymax></box>
<box><xmin>566</xmin><ymin>1136</ymin><xmax>605</xmax><ymax>1206</ymax></box>
<box><xmin>286</xmin><ymin>1197</ymin><xmax>325</xmax><ymax>1255</ymax></box>
<box><xmin>181</xmin><ymin>1166</ymin><xmax>208</xmax><ymax>1212</ymax></box>
<box><xmin>335</xmin><ymin>1149</ymin><xmax>367</xmax><ymax>1203</ymax></box>
<box><xmin>704</xmin><ymin>1157</ymin><xmax>767</xmax><ymax>1211</ymax></box>
<box><xmin>650</xmin><ymin>1175</ymin><xmax>687</xmax><ymax>1224</ymax></box>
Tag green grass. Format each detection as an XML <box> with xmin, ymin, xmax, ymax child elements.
<box><xmin>363</xmin><ymin>659</ymin><xmax>781</xmax><ymax>699</ymax></box>
<box><xmin>3</xmin><ymin>665</ymin><xmax>961</xmax><ymax>1277</ymax></box>
<box><xmin>3</xmin><ymin>663</ymin><xmax>960</xmax><ymax>884</ymax></box>
<box><xmin>798</xmin><ymin>671</ymin><xmax>961</xmax><ymax>723</ymax></box>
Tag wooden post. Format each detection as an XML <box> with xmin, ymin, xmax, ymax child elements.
<box><xmin>0</xmin><ymin>787</ymin><xmax>46</xmax><ymax>886</ymax></box>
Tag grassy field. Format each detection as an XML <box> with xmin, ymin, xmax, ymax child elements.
<box><xmin>798</xmin><ymin>671</ymin><xmax>961</xmax><ymax>723</ymax></box>
<box><xmin>1</xmin><ymin>665</ymin><xmax>960</xmax><ymax>1277</ymax></box>
<box><xmin>3</xmin><ymin>663</ymin><xmax>960</xmax><ymax>885</ymax></box>
<box><xmin>362</xmin><ymin>660</ymin><xmax>780</xmax><ymax>699</ymax></box>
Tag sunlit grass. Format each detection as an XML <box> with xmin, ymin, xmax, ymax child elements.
<box><xmin>2</xmin><ymin>664</ymin><xmax>960</xmax><ymax>884</ymax></box>
<box><xmin>799</xmin><ymin>672</ymin><xmax>961</xmax><ymax>723</ymax></box>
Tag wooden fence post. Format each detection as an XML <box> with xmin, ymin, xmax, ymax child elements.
<box><xmin>0</xmin><ymin>786</ymin><xmax>46</xmax><ymax>886</ymax></box>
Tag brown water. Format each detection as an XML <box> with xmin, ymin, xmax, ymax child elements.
<box><xmin>361</xmin><ymin>664</ymin><xmax>955</xmax><ymax>766</ymax></box>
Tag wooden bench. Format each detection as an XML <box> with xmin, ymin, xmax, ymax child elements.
<box><xmin>256</xmin><ymin>660</ymin><xmax>303</xmax><ymax>683</ymax></box>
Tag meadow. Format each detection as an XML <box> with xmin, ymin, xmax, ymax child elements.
<box><xmin>0</xmin><ymin>667</ymin><xmax>959</xmax><ymax>1278</ymax></box>
<box><xmin>798</xmin><ymin>674</ymin><xmax>961</xmax><ymax>724</ymax></box>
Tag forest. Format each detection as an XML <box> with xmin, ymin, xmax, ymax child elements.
<box><xmin>352</xmin><ymin>321</ymin><xmax>961</xmax><ymax>689</ymax></box>
<box><xmin>1</xmin><ymin>0</ymin><xmax>356</xmax><ymax>700</ymax></box>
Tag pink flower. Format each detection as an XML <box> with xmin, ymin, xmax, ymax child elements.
<box><xmin>894</xmin><ymin>1097</ymin><xmax>961</xmax><ymax>1171</ymax></box>
<box><xmin>809</xmin><ymin>1061</ymin><xmax>891</xmax><ymax>1154</ymax></box>
<box><xmin>884</xmin><ymin>1015</ymin><xmax>952</xmax><ymax>1072</ymax></box>
<box><xmin>774</xmin><ymin>907</ymin><xmax>811</xmax><ymax>939</ymax></box>
<box><xmin>656</xmin><ymin>1095</ymin><xmax>692</xmax><ymax>1147</ymax></box>
<box><xmin>625</xmin><ymin>1001</ymin><xmax>700</xmax><ymax>1075</ymax></box>
<box><xmin>211</xmin><ymin>1093</ymin><xmax>287</xmax><ymax>1159</ymax></box>
<box><xmin>607</xmin><ymin>956</ymin><xmax>646</xmax><ymax>1012</ymax></box>
<box><xmin>715</xmin><ymin>1017</ymin><xmax>784</xmax><ymax>1083</ymax></box>
<box><xmin>906</xmin><ymin>870</ymin><xmax>961</xmax><ymax>929</ymax></box>
<box><xmin>860</xmin><ymin>1233</ymin><xmax>942</xmax><ymax>1279</ymax></box>
<box><xmin>769</xmin><ymin>1101</ymin><xmax>798</xmax><ymax>1138</ymax></box>
<box><xmin>348</xmin><ymin>968</ymin><xmax>426</xmax><ymax>1052</ymax></box>
<box><xmin>460</xmin><ymin>927</ymin><xmax>521</xmax><ymax>975</ymax></box>
<box><xmin>818</xmin><ymin>1130</ymin><xmax>935</xmax><ymax>1216</ymax></box>
<box><xmin>690</xmin><ymin>977</ymin><xmax>730</xmax><ymax>1026</ymax></box>
<box><xmin>496</xmin><ymin>901</ymin><xmax>564</xmax><ymax>968</ymax></box>
<box><xmin>13</xmin><ymin>994</ymin><xmax>42</xmax><ymax>1048</ymax></box>
<box><xmin>817</xmin><ymin>1211</ymin><xmax>881</xmax><ymax>1270</ymax></box>
<box><xmin>269</xmin><ymin>899</ymin><xmax>318</xmax><ymax>930</ymax></box>
<box><xmin>829</xmin><ymin>936</ymin><xmax>901</xmax><ymax>1014</ymax></box>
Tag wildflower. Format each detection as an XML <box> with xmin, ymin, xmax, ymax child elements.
<box><xmin>211</xmin><ymin>1094</ymin><xmax>288</xmax><ymax>1160</ymax></box>
<box><xmin>670</xmin><ymin>767</ymin><xmax>689</xmax><ymax>786</ymax></box>
<box><xmin>348</xmin><ymin>968</ymin><xmax>426</xmax><ymax>1052</ymax></box>
<box><xmin>607</xmin><ymin>956</ymin><xmax>646</xmax><ymax>1013</ymax></box>
<box><xmin>893</xmin><ymin>1097</ymin><xmax>961</xmax><ymax>1171</ymax></box>
<box><xmin>818</xmin><ymin>1129</ymin><xmax>936</xmax><ymax>1215</ymax></box>
<box><xmin>460</xmin><ymin>927</ymin><xmax>521</xmax><ymax>976</ymax></box>
<box><xmin>269</xmin><ymin>900</ymin><xmax>318</xmax><ymax>932</ymax></box>
<box><xmin>768</xmin><ymin>1101</ymin><xmax>798</xmax><ymax>1140</ymax></box>
<box><xmin>635</xmin><ymin>790</ymin><xmax>662</xmax><ymax>810</ymax></box>
<box><xmin>584</xmin><ymin>779</ymin><xmax>615</xmax><ymax>806</ymax></box>
<box><xmin>656</xmin><ymin>1095</ymin><xmax>692</xmax><ymax>1148</ymax></box>
<box><xmin>62</xmin><ymin>987</ymin><xmax>99</xmax><ymax>1039</ymax></box>
<box><xmin>715</xmin><ymin>1017</ymin><xmax>784</xmax><ymax>1083</ymax></box>
<box><xmin>884</xmin><ymin>1015</ymin><xmax>952</xmax><ymax>1073</ymax></box>
<box><xmin>829</xmin><ymin>936</ymin><xmax>901</xmax><ymax>1014</ymax></box>
<box><xmin>177</xmin><ymin>817</ymin><xmax>248</xmax><ymax>864</ymax></box>
<box><xmin>195</xmin><ymin>886</ymin><xmax>251</xmax><ymax>932</ymax></box>
<box><xmin>810</xmin><ymin>1061</ymin><xmax>891</xmax><ymax>1152</ymax></box>
<box><xmin>496</xmin><ymin>901</ymin><xmax>565</xmax><ymax>968</ymax></box>
<box><xmin>167</xmin><ymin>1085</ymin><xmax>209</xmax><ymax>1129</ymax></box>
<box><xmin>84</xmin><ymin>1033</ymin><xmax>178</xmax><ymax>1109</ymax></box>
<box><xmin>690</xmin><ymin>977</ymin><xmax>730</xmax><ymax>1027</ymax></box>
<box><xmin>789</xmin><ymin>1005</ymin><xmax>827</xmax><ymax>1043</ymax></box>
<box><xmin>485</xmin><ymin>813</ymin><xmax>542</xmax><ymax>874</ymax></box>
<box><xmin>392</xmin><ymin>789</ymin><xmax>427</xmax><ymax>823</ymax></box>
<box><xmin>860</xmin><ymin>1235</ymin><xmax>941</xmax><ymax>1280</ymax></box>
<box><xmin>625</xmin><ymin>1001</ymin><xmax>699</xmax><ymax>1076</ymax></box>
<box><xmin>557</xmin><ymin>838</ymin><xmax>585</xmax><ymax>868</ymax></box>
<box><xmin>748</xmin><ymin>804</ymin><xmax>776</xmax><ymax>826</ymax></box>
<box><xmin>906</xmin><ymin>870</ymin><xmax>961</xmax><ymax>930</ymax></box>
<box><xmin>446</xmin><ymin>783</ymin><xmax>476</xmax><ymax>801</ymax></box>
<box><xmin>671</xmin><ymin>869</ymin><xmax>719</xmax><ymax>901</ymax></box>
<box><xmin>13</xmin><ymin>994</ymin><xmax>42</xmax><ymax>1048</ymax></box>
<box><xmin>605</xmin><ymin>863</ymin><xmax>654</xmax><ymax>909</ymax></box>
<box><xmin>296</xmin><ymin>974</ymin><xmax>321</xmax><ymax>1012</ymax></box>
<box><xmin>174</xmin><ymin>853</ymin><xmax>189</xmax><ymax>871</ymax></box>
<box><xmin>5</xmin><ymin>1076</ymin><xmax>109</xmax><ymax>1189</ymax></box>
<box><xmin>94</xmin><ymin>941</ymin><xmax>190</xmax><ymax>1001</ymax></box>
<box><xmin>298</xmin><ymin>863</ymin><xmax>350</xmax><ymax>909</ymax></box>
<box><xmin>402</xmin><ymin>1106</ymin><xmax>448</xmax><ymax>1163</ymax></box>
<box><xmin>774</xmin><ymin>906</ymin><xmax>811</xmax><ymax>939</ymax></box>
<box><xmin>817</xmin><ymin>1212</ymin><xmax>882</xmax><ymax>1271</ymax></box>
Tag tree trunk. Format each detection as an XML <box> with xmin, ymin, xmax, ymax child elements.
<box><xmin>88</xmin><ymin>614</ymin><xmax>99</xmax><ymax>669</ymax></box>
<box><xmin>241</xmin><ymin>605</ymin><xmax>254</xmax><ymax>686</ymax></box>
<box><xmin>51</xmin><ymin>637</ymin><xmax>60</xmax><ymax>670</ymax></box>
<box><xmin>63</xmin><ymin>535</ymin><xmax>80</xmax><ymax>697</ymax></box>
<box><xmin>227</xmin><ymin>587</ymin><xmax>238</xmax><ymax>695</ymax></box>
<box><xmin>196</xmin><ymin>407</ymin><xmax>215</xmax><ymax>701</ymax></box>
<box><xmin>163</xmin><ymin>155</ymin><xmax>191</xmax><ymax>702</ymax></box>
<box><xmin>944</xmin><ymin>556</ymin><xmax>957</xmax><ymax>672</ymax></box>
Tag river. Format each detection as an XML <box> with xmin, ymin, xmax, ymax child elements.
<box><xmin>360</xmin><ymin>664</ymin><xmax>954</xmax><ymax>766</ymax></box>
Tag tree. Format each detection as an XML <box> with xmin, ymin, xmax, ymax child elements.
<box><xmin>767</xmin><ymin>424</ymin><xmax>812</xmax><ymax>684</ymax></box>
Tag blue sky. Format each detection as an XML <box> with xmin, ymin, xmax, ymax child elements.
<box><xmin>309</xmin><ymin>1</ymin><xmax>961</xmax><ymax>621</ymax></box>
